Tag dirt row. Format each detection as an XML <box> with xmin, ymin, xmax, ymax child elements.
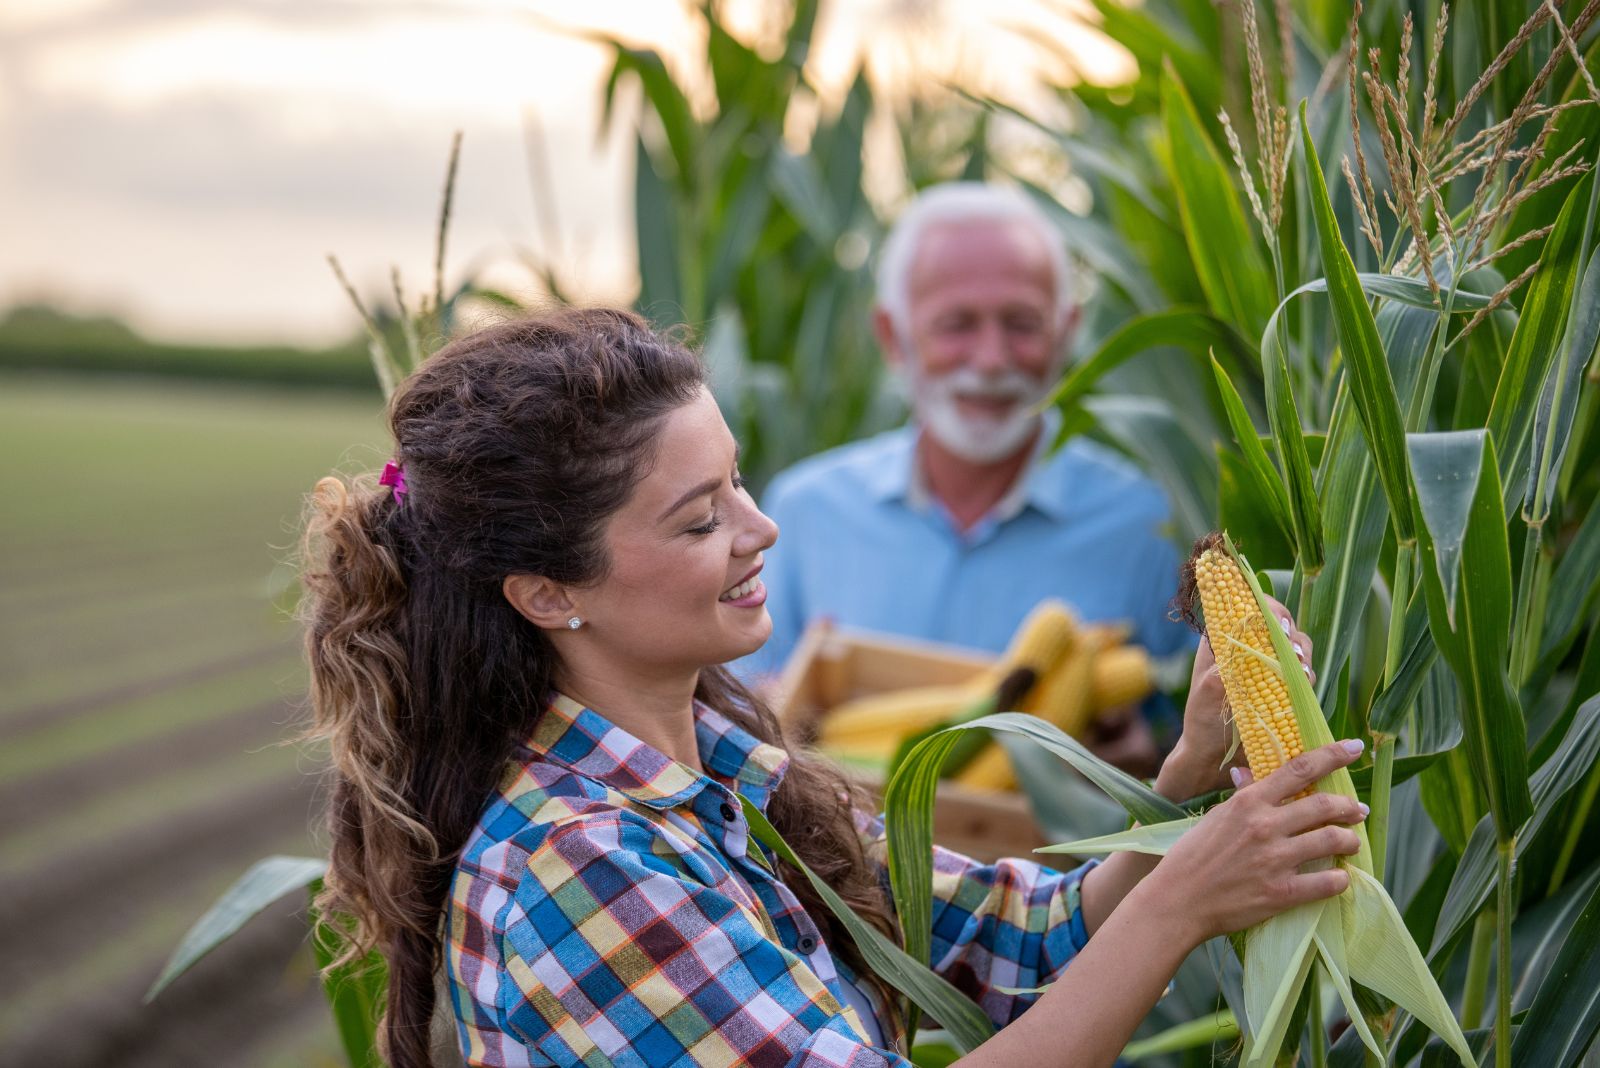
<box><xmin>1</xmin><ymin>673</ymin><xmax>337</xmax><ymax>1066</ymax></box>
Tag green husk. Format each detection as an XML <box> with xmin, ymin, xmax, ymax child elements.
<box><xmin>1034</xmin><ymin>818</ymin><xmax>1201</xmax><ymax>858</ymax></box>
<box><xmin>1036</xmin><ymin>533</ymin><xmax>1474</xmax><ymax>1066</ymax></box>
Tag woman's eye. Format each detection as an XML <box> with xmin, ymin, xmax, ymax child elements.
<box><xmin>732</xmin><ymin>474</ymin><xmax>748</xmax><ymax>493</ymax></box>
<box><xmin>688</xmin><ymin>515</ymin><xmax>722</xmax><ymax>536</ymax></box>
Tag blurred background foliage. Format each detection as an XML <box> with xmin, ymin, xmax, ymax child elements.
<box><xmin>5</xmin><ymin>0</ymin><xmax>1599</xmax><ymax>1065</ymax></box>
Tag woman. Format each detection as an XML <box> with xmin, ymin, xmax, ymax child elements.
<box><xmin>301</xmin><ymin>308</ymin><xmax>1365</xmax><ymax>1068</ymax></box>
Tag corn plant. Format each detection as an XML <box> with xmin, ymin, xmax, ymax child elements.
<box><xmin>866</xmin><ymin>1</ymin><xmax>1600</xmax><ymax>1066</ymax></box>
<box><xmin>580</xmin><ymin>0</ymin><xmax>901</xmax><ymax>491</ymax></box>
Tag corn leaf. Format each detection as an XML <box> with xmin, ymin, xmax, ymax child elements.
<box><xmin>309</xmin><ymin>881</ymin><xmax>386</xmax><ymax>1068</ymax></box>
<box><xmin>1033</xmin><ymin>817</ymin><xmax>1200</xmax><ymax>858</ymax></box>
<box><xmin>1160</xmin><ymin>63</ymin><xmax>1274</xmax><ymax>337</ymax></box>
<box><xmin>1313</xmin><ymin>900</ymin><xmax>1384</xmax><ymax>1061</ymax></box>
<box><xmin>769</xmin><ymin>149</ymin><xmax>840</xmax><ymax>245</ymax></box>
<box><xmin>1368</xmin><ymin>596</ymin><xmax>1437</xmax><ymax>734</ymax></box>
<box><xmin>1212</xmin><ymin>355</ymin><xmax>1296</xmax><ymax>549</ymax></box>
<box><xmin>608</xmin><ymin>47</ymin><xmax>699</xmax><ymax>195</ymax></box>
<box><xmin>1343</xmin><ymin>867</ymin><xmax>1475</xmax><ymax>1065</ymax></box>
<box><xmin>882</xmin><ymin>726</ymin><xmax>964</xmax><ymax>981</ymax></box>
<box><xmin>1300</xmin><ymin>102</ymin><xmax>1414</xmax><ymax>545</ymax></box>
<box><xmin>1219</xmin><ymin>448</ymin><xmax>1296</xmax><ymax>567</ymax></box>
<box><xmin>1431</xmin><ymin>695</ymin><xmax>1600</xmax><ymax>957</ymax></box>
<box><xmin>1081</xmin><ymin>395</ymin><xmax>1216</xmax><ymax>547</ymax></box>
<box><xmin>1410</xmin><ymin>431</ymin><xmax>1534</xmax><ymax>839</ymax></box>
<box><xmin>633</xmin><ymin>131</ymin><xmax>684</xmax><ymax>324</ymax></box>
<box><xmin>1121</xmin><ymin>1009</ymin><xmax>1239</xmax><ymax>1061</ymax></box>
<box><xmin>976</xmin><ymin>93</ymin><xmax>1170</xmax><ymax>222</ymax></box>
<box><xmin>1526</xmin><ymin>244</ymin><xmax>1600</xmax><ymax>523</ymax></box>
<box><xmin>146</xmin><ymin>854</ymin><xmax>327</xmax><ymax>1002</ymax></box>
<box><xmin>1280</xmin><ymin>274</ymin><xmax>1492</xmax><ymax>312</ymax></box>
<box><xmin>1489</xmin><ymin>170</ymin><xmax>1597</xmax><ymax>512</ymax></box>
<box><xmin>1044</xmin><ymin>307</ymin><xmax>1259</xmax><ymax>416</ymax></box>
<box><xmin>1303</xmin><ymin>299</ymin><xmax>1440</xmax><ymax>700</ymax></box>
<box><xmin>1514</xmin><ymin>859</ymin><xmax>1600</xmax><ymax>1014</ymax></box>
<box><xmin>1409</xmin><ymin>430</ymin><xmax>1484</xmax><ymax>622</ymax></box>
<box><xmin>1025</xmin><ymin>183</ymin><xmax>1165</xmax><ymax>311</ymax></box>
<box><xmin>883</xmin><ymin>710</ymin><xmax>1186</xmax><ymax>1014</ymax></box>
<box><xmin>1533</xmin><ymin>498</ymin><xmax>1600</xmax><ymax>681</ymax></box>
<box><xmin>1241</xmin><ymin>904</ymin><xmax>1323</xmax><ymax>1068</ymax></box>
<box><xmin>740</xmin><ymin>798</ymin><xmax>997</xmax><ymax>1054</ymax></box>
<box><xmin>1257</xmin><ymin>291</ymin><xmax>1326</xmax><ymax>575</ymax></box>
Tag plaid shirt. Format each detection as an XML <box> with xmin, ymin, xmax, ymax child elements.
<box><xmin>446</xmin><ymin>694</ymin><xmax>1095</xmax><ymax>1067</ymax></box>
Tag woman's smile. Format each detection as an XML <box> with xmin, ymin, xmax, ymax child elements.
<box><xmin>719</xmin><ymin>566</ymin><xmax>767</xmax><ymax>607</ymax></box>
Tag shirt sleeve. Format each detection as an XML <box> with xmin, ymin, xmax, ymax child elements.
<box><xmin>861</xmin><ymin>815</ymin><xmax>1098</xmax><ymax>1030</ymax></box>
<box><xmin>496</xmin><ymin>814</ymin><xmax>913</xmax><ymax>1068</ymax></box>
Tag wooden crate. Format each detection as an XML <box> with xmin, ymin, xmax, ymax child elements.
<box><xmin>770</xmin><ymin>619</ymin><xmax>1047</xmax><ymax>864</ymax></box>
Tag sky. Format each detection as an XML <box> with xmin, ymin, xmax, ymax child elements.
<box><xmin>0</xmin><ymin>0</ymin><xmax>1130</xmax><ymax>345</ymax></box>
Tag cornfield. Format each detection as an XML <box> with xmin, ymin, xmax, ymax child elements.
<box><xmin>155</xmin><ymin>1</ymin><xmax>1600</xmax><ymax>1065</ymax></box>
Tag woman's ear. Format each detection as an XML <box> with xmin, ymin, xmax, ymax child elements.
<box><xmin>503</xmin><ymin>574</ymin><xmax>578</xmax><ymax>630</ymax></box>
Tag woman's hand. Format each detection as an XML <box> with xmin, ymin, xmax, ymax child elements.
<box><xmin>1154</xmin><ymin>596</ymin><xmax>1315</xmax><ymax>801</ymax></box>
<box><xmin>1146</xmin><ymin>740</ymin><xmax>1367</xmax><ymax>945</ymax></box>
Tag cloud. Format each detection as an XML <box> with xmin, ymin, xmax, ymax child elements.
<box><xmin>0</xmin><ymin>2</ymin><xmax>648</xmax><ymax>341</ymax></box>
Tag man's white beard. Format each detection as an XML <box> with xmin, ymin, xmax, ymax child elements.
<box><xmin>909</xmin><ymin>365</ymin><xmax>1052</xmax><ymax>464</ymax></box>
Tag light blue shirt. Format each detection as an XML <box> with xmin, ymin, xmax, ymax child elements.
<box><xmin>734</xmin><ymin>421</ymin><xmax>1196</xmax><ymax>700</ymax></box>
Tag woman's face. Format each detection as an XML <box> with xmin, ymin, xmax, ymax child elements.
<box><xmin>575</xmin><ymin>387</ymin><xmax>779</xmax><ymax>674</ymax></box>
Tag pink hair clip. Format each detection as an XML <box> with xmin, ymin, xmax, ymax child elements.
<box><xmin>379</xmin><ymin>461</ymin><xmax>409</xmax><ymax>504</ymax></box>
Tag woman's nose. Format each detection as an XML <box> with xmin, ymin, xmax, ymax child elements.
<box><xmin>733</xmin><ymin>499</ymin><xmax>779</xmax><ymax>556</ymax></box>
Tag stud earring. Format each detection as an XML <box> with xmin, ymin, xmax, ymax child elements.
<box><xmin>566</xmin><ymin>617</ymin><xmax>582</xmax><ymax>630</ymax></box>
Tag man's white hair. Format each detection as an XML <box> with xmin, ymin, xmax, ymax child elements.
<box><xmin>875</xmin><ymin>181</ymin><xmax>1075</xmax><ymax>337</ymax></box>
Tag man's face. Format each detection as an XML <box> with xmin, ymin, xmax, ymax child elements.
<box><xmin>894</xmin><ymin>219</ymin><xmax>1071</xmax><ymax>463</ymax></box>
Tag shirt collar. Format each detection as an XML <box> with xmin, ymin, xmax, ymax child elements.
<box><xmin>875</xmin><ymin>406</ymin><xmax>1071</xmax><ymax>523</ymax></box>
<box><xmin>526</xmin><ymin>692</ymin><xmax>791</xmax><ymax>812</ymax></box>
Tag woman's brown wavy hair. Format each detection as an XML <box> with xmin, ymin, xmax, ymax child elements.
<box><xmin>298</xmin><ymin>307</ymin><xmax>901</xmax><ymax>1068</ymax></box>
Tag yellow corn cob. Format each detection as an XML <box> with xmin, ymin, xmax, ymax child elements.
<box><xmin>1088</xmin><ymin>645</ymin><xmax>1154</xmax><ymax>713</ymax></box>
<box><xmin>990</xmin><ymin>599</ymin><xmax>1078</xmax><ymax>683</ymax></box>
<box><xmin>816</xmin><ymin>686</ymin><xmax>971</xmax><ymax>746</ymax></box>
<box><xmin>1024</xmin><ymin>625</ymin><xmax>1153</xmax><ymax>739</ymax></box>
<box><xmin>1193</xmin><ymin>546</ymin><xmax>1308</xmax><ymax>794</ymax></box>
<box><xmin>1021</xmin><ymin>632</ymin><xmax>1093</xmax><ymax>736</ymax></box>
<box><xmin>953</xmin><ymin>601</ymin><xmax>1078</xmax><ymax>789</ymax></box>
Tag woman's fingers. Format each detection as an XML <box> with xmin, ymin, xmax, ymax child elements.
<box><xmin>1278</xmin><ymin>789</ymin><xmax>1368</xmax><ymax>834</ymax></box>
<box><xmin>1261</xmin><ymin>596</ymin><xmax>1316</xmax><ymax>683</ymax></box>
<box><xmin>1284</xmin><ymin>824</ymin><xmax>1365</xmax><ymax>867</ymax></box>
<box><xmin>1283</xmin><ymin>866</ymin><xmax>1352</xmax><ymax>906</ymax></box>
<box><xmin>1253</xmin><ymin>740</ymin><xmax>1365</xmax><ymax>804</ymax></box>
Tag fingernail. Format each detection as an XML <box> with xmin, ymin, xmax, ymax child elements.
<box><xmin>1292</xmin><ymin>642</ymin><xmax>1305</xmax><ymax>656</ymax></box>
<box><xmin>1341</xmin><ymin>738</ymin><xmax>1365</xmax><ymax>755</ymax></box>
<box><xmin>1304</xmin><ymin>664</ymin><xmax>1314</xmax><ymax>678</ymax></box>
<box><xmin>1279</xmin><ymin>616</ymin><xmax>1292</xmax><ymax>633</ymax></box>
<box><xmin>1358</xmin><ymin>803</ymin><xmax>1371</xmax><ymax>818</ymax></box>
<box><xmin>1229</xmin><ymin>766</ymin><xmax>1247</xmax><ymax>788</ymax></box>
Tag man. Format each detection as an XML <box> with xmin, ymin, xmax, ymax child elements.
<box><xmin>736</xmin><ymin>182</ymin><xmax>1193</xmax><ymax>770</ymax></box>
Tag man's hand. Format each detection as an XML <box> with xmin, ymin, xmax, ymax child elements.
<box><xmin>1154</xmin><ymin>596</ymin><xmax>1314</xmax><ymax>802</ymax></box>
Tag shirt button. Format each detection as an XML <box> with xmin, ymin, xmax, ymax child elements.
<box><xmin>797</xmin><ymin>935</ymin><xmax>818</xmax><ymax>954</ymax></box>
<box><xmin>719</xmin><ymin>802</ymin><xmax>737</xmax><ymax>821</ymax></box>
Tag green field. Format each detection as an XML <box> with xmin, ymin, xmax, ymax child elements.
<box><xmin>0</xmin><ymin>373</ymin><xmax>388</xmax><ymax>1067</ymax></box>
